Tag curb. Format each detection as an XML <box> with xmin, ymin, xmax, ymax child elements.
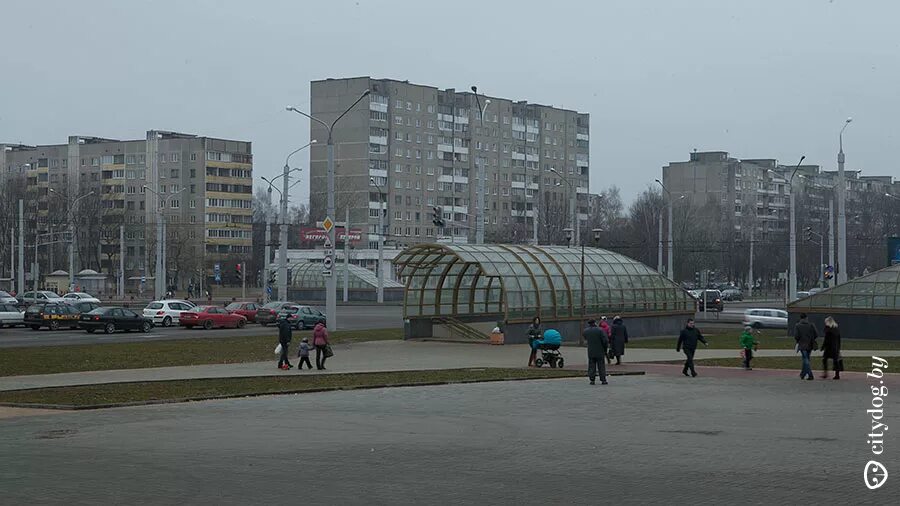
<box><xmin>0</xmin><ymin>368</ymin><xmax>645</xmax><ymax>411</ymax></box>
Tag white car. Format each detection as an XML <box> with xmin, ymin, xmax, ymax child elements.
<box><xmin>63</xmin><ymin>292</ymin><xmax>101</xmax><ymax>304</ymax></box>
<box><xmin>0</xmin><ymin>291</ymin><xmax>18</xmax><ymax>305</ymax></box>
<box><xmin>143</xmin><ymin>299</ymin><xmax>196</xmax><ymax>327</ymax></box>
<box><xmin>742</xmin><ymin>309</ymin><xmax>788</xmax><ymax>329</ymax></box>
<box><xmin>0</xmin><ymin>303</ymin><xmax>24</xmax><ymax>327</ymax></box>
<box><xmin>17</xmin><ymin>291</ymin><xmax>64</xmax><ymax>305</ymax></box>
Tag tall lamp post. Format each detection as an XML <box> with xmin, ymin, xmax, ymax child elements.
<box><xmin>550</xmin><ymin>168</ymin><xmax>576</xmax><ymax>246</ymax></box>
<box><xmin>805</xmin><ymin>227</ymin><xmax>825</xmax><ymax>288</ymax></box>
<box><xmin>287</xmin><ymin>89</ymin><xmax>371</xmax><ymax>330</ymax></box>
<box><xmin>470</xmin><ymin>86</ymin><xmax>491</xmax><ymax>245</ymax></box>
<box><xmin>769</xmin><ymin>155</ymin><xmax>805</xmax><ymax>303</ymax></box>
<box><xmin>837</xmin><ymin>117</ymin><xmax>852</xmax><ymax>284</ymax></box>
<box><xmin>370</xmin><ymin>178</ymin><xmax>386</xmax><ymax>303</ymax></box>
<box><xmin>49</xmin><ymin>188</ymin><xmax>94</xmax><ymax>292</ymax></box>
<box><xmin>655</xmin><ymin>180</ymin><xmax>683</xmax><ymax>282</ymax></box>
<box><xmin>143</xmin><ymin>185</ymin><xmax>186</xmax><ymax>299</ymax></box>
<box><xmin>566</xmin><ymin>227</ymin><xmax>604</xmax><ymax>346</ymax></box>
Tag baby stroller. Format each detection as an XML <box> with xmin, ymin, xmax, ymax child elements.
<box><xmin>532</xmin><ymin>329</ymin><xmax>564</xmax><ymax>368</ymax></box>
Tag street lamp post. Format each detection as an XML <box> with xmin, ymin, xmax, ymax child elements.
<box><xmin>370</xmin><ymin>178</ymin><xmax>386</xmax><ymax>303</ymax></box>
<box><xmin>769</xmin><ymin>156</ymin><xmax>805</xmax><ymax>303</ymax></box>
<box><xmin>142</xmin><ymin>185</ymin><xmax>186</xmax><ymax>299</ymax></box>
<box><xmin>550</xmin><ymin>168</ymin><xmax>576</xmax><ymax>246</ymax></box>
<box><xmin>262</xmin><ymin>163</ymin><xmax>306</xmax><ymax>301</ymax></box>
<box><xmin>806</xmin><ymin>227</ymin><xmax>825</xmax><ymax>288</ymax></box>
<box><xmin>837</xmin><ymin>118</ymin><xmax>852</xmax><ymax>284</ymax></box>
<box><xmin>471</xmin><ymin>86</ymin><xmax>491</xmax><ymax>245</ymax></box>
<box><xmin>49</xmin><ymin>189</ymin><xmax>94</xmax><ymax>292</ymax></box>
<box><xmin>288</xmin><ymin>89</ymin><xmax>371</xmax><ymax>330</ymax></box>
<box><xmin>655</xmin><ymin>180</ymin><xmax>682</xmax><ymax>281</ymax></box>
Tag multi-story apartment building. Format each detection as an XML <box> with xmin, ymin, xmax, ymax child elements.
<box><xmin>308</xmin><ymin>77</ymin><xmax>590</xmax><ymax>249</ymax></box>
<box><xmin>0</xmin><ymin>131</ymin><xmax>252</xmax><ymax>289</ymax></box>
<box><xmin>662</xmin><ymin>150</ymin><xmax>899</xmax><ymax>241</ymax></box>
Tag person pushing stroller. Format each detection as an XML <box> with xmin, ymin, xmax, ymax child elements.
<box><xmin>531</xmin><ymin>328</ymin><xmax>564</xmax><ymax>368</ymax></box>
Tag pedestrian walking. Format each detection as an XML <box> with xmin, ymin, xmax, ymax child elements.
<box><xmin>794</xmin><ymin>313</ymin><xmax>818</xmax><ymax>380</ymax></box>
<box><xmin>583</xmin><ymin>319</ymin><xmax>609</xmax><ymax>385</ymax></box>
<box><xmin>277</xmin><ymin>316</ymin><xmax>293</xmax><ymax>370</ymax></box>
<box><xmin>609</xmin><ymin>316</ymin><xmax>628</xmax><ymax>365</ymax></box>
<box><xmin>676</xmin><ymin>318</ymin><xmax>708</xmax><ymax>377</ymax></box>
<box><xmin>739</xmin><ymin>326</ymin><xmax>758</xmax><ymax>370</ymax></box>
<box><xmin>820</xmin><ymin>316</ymin><xmax>842</xmax><ymax>380</ymax></box>
<box><xmin>599</xmin><ymin>316</ymin><xmax>612</xmax><ymax>364</ymax></box>
<box><xmin>313</xmin><ymin>322</ymin><xmax>330</xmax><ymax>370</ymax></box>
<box><xmin>527</xmin><ymin>316</ymin><xmax>542</xmax><ymax>367</ymax></box>
<box><xmin>296</xmin><ymin>337</ymin><xmax>313</xmax><ymax>370</ymax></box>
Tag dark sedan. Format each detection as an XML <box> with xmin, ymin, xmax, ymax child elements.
<box><xmin>79</xmin><ymin>307</ymin><xmax>153</xmax><ymax>334</ymax></box>
<box><xmin>255</xmin><ymin>301</ymin><xmax>296</xmax><ymax>326</ymax></box>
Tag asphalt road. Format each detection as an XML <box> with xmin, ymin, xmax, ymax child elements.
<box><xmin>0</xmin><ymin>305</ymin><xmax>405</xmax><ymax>348</ymax></box>
<box><xmin>0</xmin><ymin>371</ymin><xmax>892</xmax><ymax>504</ymax></box>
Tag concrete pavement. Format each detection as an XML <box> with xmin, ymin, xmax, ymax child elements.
<box><xmin>2</xmin><ymin>340</ymin><xmax>898</xmax><ymax>392</ymax></box>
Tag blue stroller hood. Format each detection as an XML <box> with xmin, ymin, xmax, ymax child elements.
<box><xmin>541</xmin><ymin>329</ymin><xmax>562</xmax><ymax>345</ymax></box>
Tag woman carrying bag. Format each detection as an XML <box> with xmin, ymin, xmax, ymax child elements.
<box><xmin>821</xmin><ymin>316</ymin><xmax>842</xmax><ymax>380</ymax></box>
<box><xmin>313</xmin><ymin>322</ymin><xmax>331</xmax><ymax>370</ymax></box>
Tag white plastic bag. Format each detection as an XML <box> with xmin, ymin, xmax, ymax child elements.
<box><xmin>492</xmin><ymin>326</ymin><xmax>501</xmax><ymax>333</ymax></box>
<box><xmin>274</xmin><ymin>343</ymin><xmax>283</xmax><ymax>355</ymax></box>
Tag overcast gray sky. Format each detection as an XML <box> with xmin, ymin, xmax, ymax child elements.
<box><xmin>2</xmin><ymin>0</ymin><xmax>898</xmax><ymax>206</ymax></box>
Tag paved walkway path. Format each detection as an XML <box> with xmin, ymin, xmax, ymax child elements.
<box><xmin>2</xmin><ymin>340</ymin><xmax>898</xmax><ymax>392</ymax></box>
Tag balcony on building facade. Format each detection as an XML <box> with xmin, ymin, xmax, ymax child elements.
<box><xmin>369</xmin><ymin>135</ymin><xmax>388</xmax><ymax>145</ymax></box>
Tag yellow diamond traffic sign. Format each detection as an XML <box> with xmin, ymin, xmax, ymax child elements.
<box><xmin>322</xmin><ymin>216</ymin><xmax>334</xmax><ymax>233</ymax></box>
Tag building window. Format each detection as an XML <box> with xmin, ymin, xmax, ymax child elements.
<box><xmin>171</xmin><ymin>153</ymin><xmax>179</xmax><ymax>162</ymax></box>
<box><xmin>189</xmin><ymin>199</ymin><xmax>196</xmax><ymax>208</ymax></box>
<box><xmin>190</xmin><ymin>153</ymin><xmax>197</xmax><ymax>161</ymax></box>
<box><xmin>427</xmin><ymin>105</ymin><xmax>434</xmax><ymax>113</ymax></box>
<box><xmin>395</xmin><ymin>99</ymin><xmax>403</xmax><ymax>108</ymax></box>
<box><xmin>395</xmin><ymin>116</ymin><xmax>403</xmax><ymax>125</ymax></box>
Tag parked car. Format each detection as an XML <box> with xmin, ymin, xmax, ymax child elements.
<box><xmin>742</xmin><ymin>308</ymin><xmax>788</xmax><ymax>329</ymax></box>
<box><xmin>63</xmin><ymin>292</ymin><xmax>102</xmax><ymax>304</ymax></box>
<box><xmin>688</xmin><ymin>289</ymin><xmax>702</xmax><ymax>300</ymax></box>
<box><xmin>255</xmin><ymin>301</ymin><xmax>296</xmax><ymax>326</ymax></box>
<box><xmin>794</xmin><ymin>291</ymin><xmax>811</xmax><ymax>301</ymax></box>
<box><xmin>143</xmin><ymin>300</ymin><xmax>195</xmax><ymax>327</ymax></box>
<box><xmin>16</xmin><ymin>291</ymin><xmax>64</xmax><ymax>307</ymax></box>
<box><xmin>277</xmin><ymin>305</ymin><xmax>327</xmax><ymax>330</ymax></box>
<box><xmin>79</xmin><ymin>307</ymin><xmax>153</xmax><ymax>334</ymax></box>
<box><xmin>24</xmin><ymin>302</ymin><xmax>82</xmax><ymax>330</ymax></box>
<box><xmin>697</xmin><ymin>290</ymin><xmax>724</xmax><ymax>312</ymax></box>
<box><xmin>179</xmin><ymin>305</ymin><xmax>247</xmax><ymax>330</ymax></box>
<box><xmin>807</xmin><ymin>287</ymin><xmax>825</xmax><ymax>296</ymax></box>
<box><xmin>0</xmin><ymin>290</ymin><xmax>18</xmax><ymax>305</ymax></box>
<box><xmin>721</xmin><ymin>288</ymin><xmax>743</xmax><ymax>301</ymax></box>
<box><xmin>226</xmin><ymin>302</ymin><xmax>260</xmax><ymax>322</ymax></box>
<box><xmin>0</xmin><ymin>303</ymin><xmax>25</xmax><ymax>328</ymax></box>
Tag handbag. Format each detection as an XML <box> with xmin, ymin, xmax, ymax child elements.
<box><xmin>324</xmin><ymin>344</ymin><xmax>334</xmax><ymax>358</ymax></box>
<box><xmin>274</xmin><ymin>343</ymin><xmax>283</xmax><ymax>355</ymax></box>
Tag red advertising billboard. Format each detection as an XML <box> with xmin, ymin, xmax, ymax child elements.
<box><xmin>300</xmin><ymin>227</ymin><xmax>362</xmax><ymax>244</ymax></box>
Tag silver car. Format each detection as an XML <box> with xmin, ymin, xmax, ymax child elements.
<box><xmin>0</xmin><ymin>291</ymin><xmax>17</xmax><ymax>305</ymax></box>
<box><xmin>742</xmin><ymin>309</ymin><xmax>788</xmax><ymax>329</ymax></box>
<box><xmin>0</xmin><ymin>303</ymin><xmax>24</xmax><ymax>327</ymax></box>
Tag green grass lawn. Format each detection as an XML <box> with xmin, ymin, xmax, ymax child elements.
<box><xmin>688</xmin><ymin>356</ymin><xmax>894</xmax><ymax>374</ymax></box>
<box><xmin>0</xmin><ymin>368</ymin><xmax>583</xmax><ymax>408</ymax></box>
<box><xmin>630</xmin><ymin>329</ymin><xmax>900</xmax><ymax>351</ymax></box>
<box><xmin>0</xmin><ymin>328</ymin><xmax>402</xmax><ymax>378</ymax></box>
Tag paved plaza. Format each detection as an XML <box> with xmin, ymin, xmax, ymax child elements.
<box><xmin>1</xmin><ymin>369</ymin><xmax>898</xmax><ymax>504</ymax></box>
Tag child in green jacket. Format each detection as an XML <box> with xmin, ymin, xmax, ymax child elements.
<box><xmin>740</xmin><ymin>326</ymin><xmax>759</xmax><ymax>370</ymax></box>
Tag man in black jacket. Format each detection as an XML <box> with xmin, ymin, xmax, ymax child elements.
<box><xmin>583</xmin><ymin>319</ymin><xmax>609</xmax><ymax>385</ymax></box>
<box><xmin>277</xmin><ymin>316</ymin><xmax>293</xmax><ymax>370</ymax></box>
<box><xmin>794</xmin><ymin>313</ymin><xmax>818</xmax><ymax>380</ymax></box>
<box><xmin>676</xmin><ymin>318</ymin><xmax>708</xmax><ymax>377</ymax></box>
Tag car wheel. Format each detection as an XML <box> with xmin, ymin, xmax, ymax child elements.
<box><xmin>141</xmin><ymin>322</ymin><xmax>151</xmax><ymax>333</ymax></box>
<box><xmin>237</xmin><ymin>319</ymin><xmax>245</xmax><ymax>329</ymax></box>
<box><xmin>162</xmin><ymin>316</ymin><xmax>172</xmax><ymax>327</ymax></box>
<box><xmin>86</xmin><ymin>328</ymin><xmax>96</xmax><ymax>334</ymax></box>
<box><xmin>30</xmin><ymin>325</ymin><xmax>40</xmax><ymax>331</ymax></box>
<box><xmin>104</xmin><ymin>323</ymin><xmax>115</xmax><ymax>334</ymax></box>
<box><xmin>203</xmin><ymin>320</ymin><xmax>213</xmax><ymax>330</ymax></box>
<box><xmin>49</xmin><ymin>320</ymin><xmax>60</xmax><ymax>331</ymax></box>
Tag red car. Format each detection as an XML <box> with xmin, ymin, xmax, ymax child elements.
<box><xmin>225</xmin><ymin>302</ymin><xmax>259</xmax><ymax>323</ymax></box>
<box><xmin>179</xmin><ymin>305</ymin><xmax>247</xmax><ymax>330</ymax></box>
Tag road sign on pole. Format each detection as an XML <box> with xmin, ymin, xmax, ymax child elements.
<box><xmin>214</xmin><ymin>263</ymin><xmax>221</xmax><ymax>283</ymax></box>
<box><xmin>323</xmin><ymin>255</ymin><xmax>334</xmax><ymax>277</ymax></box>
<box><xmin>322</xmin><ymin>216</ymin><xmax>334</xmax><ymax>234</ymax></box>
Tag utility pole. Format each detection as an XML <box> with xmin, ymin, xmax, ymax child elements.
<box><xmin>264</xmin><ymin>210</ymin><xmax>271</xmax><ymax>303</ymax></box>
<box><xmin>9</xmin><ymin>229</ymin><xmax>14</xmax><ymax>293</ymax></box>
<box><xmin>748</xmin><ymin>226</ymin><xmax>754</xmax><ymax>298</ymax></box>
<box><xmin>657</xmin><ymin>212</ymin><xmax>664</xmax><ymax>274</ymax></box>
<box><xmin>18</xmin><ymin>200</ymin><xmax>24</xmax><ymax>295</ymax></box>
<box><xmin>343</xmin><ymin>207</ymin><xmax>349</xmax><ymax>303</ymax></box>
<box><xmin>371</xmin><ymin>179</ymin><xmax>385</xmax><ymax>304</ymax></box>
<box><xmin>278</xmin><ymin>162</ymin><xmax>289</xmax><ymax>301</ymax></box>
<box><xmin>241</xmin><ymin>262</ymin><xmax>246</xmax><ymax>300</ymax></box>
<box><xmin>828</xmin><ymin>199</ymin><xmax>835</xmax><ymax>288</ymax></box>
<box><xmin>837</xmin><ymin>118</ymin><xmax>852</xmax><ymax>284</ymax></box>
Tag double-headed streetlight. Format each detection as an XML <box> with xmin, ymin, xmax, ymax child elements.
<box><xmin>143</xmin><ymin>185</ymin><xmax>186</xmax><ymax>299</ymax></box>
<box><xmin>768</xmin><ymin>155</ymin><xmax>805</xmax><ymax>302</ymax></box>
<box><xmin>48</xmin><ymin>188</ymin><xmax>94</xmax><ymax>292</ymax></box>
<box><xmin>837</xmin><ymin>117</ymin><xmax>852</xmax><ymax>284</ymax></box>
<box><xmin>471</xmin><ymin>86</ymin><xmax>491</xmax><ymax>244</ymax></box>
<box><xmin>287</xmin><ymin>89</ymin><xmax>371</xmax><ymax>330</ymax></box>
<box><xmin>370</xmin><ymin>177</ymin><xmax>386</xmax><ymax>303</ymax></box>
<box><xmin>655</xmin><ymin>180</ymin><xmax>684</xmax><ymax>281</ymax></box>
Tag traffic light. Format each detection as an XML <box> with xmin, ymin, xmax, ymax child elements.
<box><xmin>268</xmin><ymin>271</ymin><xmax>277</xmax><ymax>285</ymax></box>
<box><xmin>235</xmin><ymin>263</ymin><xmax>243</xmax><ymax>282</ymax></box>
<box><xmin>432</xmin><ymin>206</ymin><xmax>445</xmax><ymax>227</ymax></box>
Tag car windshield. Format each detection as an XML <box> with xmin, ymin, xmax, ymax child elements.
<box><xmin>146</xmin><ymin>303</ymin><xmax>163</xmax><ymax>310</ymax></box>
<box><xmin>279</xmin><ymin>307</ymin><xmax>299</xmax><ymax>314</ymax></box>
<box><xmin>263</xmin><ymin>302</ymin><xmax>285</xmax><ymax>309</ymax></box>
<box><xmin>226</xmin><ymin>303</ymin><xmax>242</xmax><ymax>310</ymax></box>
<box><xmin>85</xmin><ymin>308</ymin><xmax>107</xmax><ymax>315</ymax></box>
<box><xmin>0</xmin><ymin>291</ymin><xmax>11</xmax><ymax>297</ymax></box>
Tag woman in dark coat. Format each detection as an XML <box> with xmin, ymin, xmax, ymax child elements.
<box><xmin>609</xmin><ymin>316</ymin><xmax>629</xmax><ymax>365</ymax></box>
<box><xmin>820</xmin><ymin>316</ymin><xmax>842</xmax><ymax>380</ymax></box>
<box><xmin>527</xmin><ymin>316</ymin><xmax>542</xmax><ymax>367</ymax></box>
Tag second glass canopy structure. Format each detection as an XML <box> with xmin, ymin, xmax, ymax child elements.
<box><xmin>395</xmin><ymin>243</ymin><xmax>694</xmax><ymax>321</ymax></box>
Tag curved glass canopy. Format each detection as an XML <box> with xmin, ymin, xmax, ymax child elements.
<box><xmin>290</xmin><ymin>262</ymin><xmax>403</xmax><ymax>290</ymax></box>
<box><xmin>394</xmin><ymin>243</ymin><xmax>694</xmax><ymax>321</ymax></box>
<box><xmin>789</xmin><ymin>264</ymin><xmax>900</xmax><ymax>312</ymax></box>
